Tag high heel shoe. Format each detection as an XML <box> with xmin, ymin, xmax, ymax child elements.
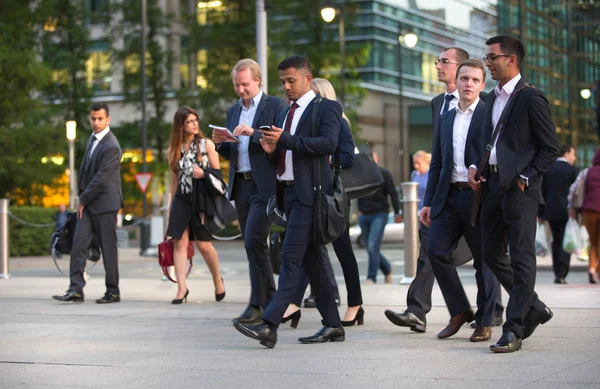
<box><xmin>215</xmin><ymin>277</ymin><xmax>226</xmax><ymax>302</ymax></box>
<box><xmin>281</xmin><ymin>309</ymin><xmax>301</xmax><ymax>329</ymax></box>
<box><xmin>341</xmin><ymin>306</ymin><xmax>365</xmax><ymax>327</ymax></box>
<box><xmin>172</xmin><ymin>289</ymin><xmax>189</xmax><ymax>305</ymax></box>
<box><xmin>589</xmin><ymin>272</ymin><xmax>599</xmax><ymax>284</ymax></box>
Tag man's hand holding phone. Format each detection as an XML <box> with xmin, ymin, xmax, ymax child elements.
<box><xmin>259</xmin><ymin>125</ymin><xmax>282</xmax><ymax>154</ymax></box>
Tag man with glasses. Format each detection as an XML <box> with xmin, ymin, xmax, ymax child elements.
<box><xmin>469</xmin><ymin>35</ymin><xmax>559</xmax><ymax>352</ymax></box>
<box><xmin>386</xmin><ymin>48</ymin><xmax>502</xmax><ymax>337</ymax></box>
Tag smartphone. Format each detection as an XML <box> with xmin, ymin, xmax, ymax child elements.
<box><xmin>260</xmin><ymin>125</ymin><xmax>273</xmax><ymax>132</ymax></box>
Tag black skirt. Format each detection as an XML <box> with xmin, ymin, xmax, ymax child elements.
<box><xmin>166</xmin><ymin>192</ymin><xmax>212</xmax><ymax>241</ymax></box>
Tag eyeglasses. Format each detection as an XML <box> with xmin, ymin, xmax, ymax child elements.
<box><xmin>435</xmin><ymin>58</ymin><xmax>460</xmax><ymax>66</ymax></box>
<box><xmin>483</xmin><ymin>54</ymin><xmax>512</xmax><ymax>63</ymax></box>
<box><xmin>184</xmin><ymin>118</ymin><xmax>198</xmax><ymax>125</ymax></box>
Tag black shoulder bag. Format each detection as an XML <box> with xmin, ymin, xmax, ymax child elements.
<box><xmin>311</xmin><ymin>98</ymin><xmax>349</xmax><ymax>245</ymax></box>
<box><xmin>341</xmin><ymin>143</ymin><xmax>383</xmax><ymax>199</ymax></box>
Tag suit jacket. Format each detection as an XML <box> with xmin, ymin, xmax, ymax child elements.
<box><xmin>424</xmin><ymin>100</ymin><xmax>486</xmax><ymax>219</ymax></box>
<box><xmin>476</xmin><ymin>79</ymin><xmax>559</xmax><ymax>202</ymax></box>
<box><xmin>270</xmin><ymin>95</ymin><xmax>342</xmax><ymax>207</ymax></box>
<box><xmin>541</xmin><ymin>160</ymin><xmax>579</xmax><ymax>220</ymax></box>
<box><xmin>79</xmin><ymin>131</ymin><xmax>123</xmax><ymax>213</ymax></box>
<box><xmin>218</xmin><ymin>93</ymin><xmax>287</xmax><ymax>199</ymax></box>
<box><xmin>333</xmin><ymin>118</ymin><xmax>355</xmax><ymax>169</ymax></box>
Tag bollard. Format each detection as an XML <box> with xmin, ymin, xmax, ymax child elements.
<box><xmin>400</xmin><ymin>182</ymin><xmax>419</xmax><ymax>284</ymax></box>
<box><xmin>0</xmin><ymin>199</ymin><xmax>10</xmax><ymax>279</ymax></box>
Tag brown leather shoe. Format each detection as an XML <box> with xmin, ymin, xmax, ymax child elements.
<box><xmin>470</xmin><ymin>326</ymin><xmax>492</xmax><ymax>342</ymax></box>
<box><xmin>437</xmin><ymin>309</ymin><xmax>475</xmax><ymax>339</ymax></box>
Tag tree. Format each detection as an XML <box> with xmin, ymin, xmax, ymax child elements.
<box><xmin>0</xmin><ymin>1</ymin><xmax>65</xmax><ymax>199</ymax></box>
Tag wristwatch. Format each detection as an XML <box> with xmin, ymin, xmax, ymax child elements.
<box><xmin>519</xmin><ymin>174</ymin><xmax>529</xmax><ymax>187</ymax></box>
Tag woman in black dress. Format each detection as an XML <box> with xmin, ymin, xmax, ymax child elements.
<box><xmin>166</xmin><ymin>107</ymin><xmax>226</xmax><ymax>304</ymax></box>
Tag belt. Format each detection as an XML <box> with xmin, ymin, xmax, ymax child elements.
<box><xmin>236</xmin><ymin>171</ymin><xmax>252</xmax><ymax>180</ymax></box>
<box><xmin>451</xmin><ymin>182</ymin><xmax>470</xmax><ymax>190</ymax></box>
<box><xmin>489</xmin><ymin>164</ymin><xmax>498</xmax><ymax>173</ymax></box>
<box><xmin>280</xmin><ymin>180</ymin><xmax>295</xmax><ymax>186</ymax></box>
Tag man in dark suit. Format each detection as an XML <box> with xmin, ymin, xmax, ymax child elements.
<box><xmin>233</xmin><ymin>56</ymin><xmax>343</xmax><ymax>348</ymax></box>
<box><xmin>385</xmin><ymin>47</ymin><xmax>502</xmax><ymax>333</ymax></box>
<box><xmin>540</xmin><ymin>144</ymin><xmax>579</xmax><ymax>284</ymax></box>
<box><xmin>53</xmin><ymin>103</ymin><xmax>123</xmax><ymax>304</ymax></box>
<box><xmin>213</xmin><ymin>59</ymin><xmax>286</xmax><ymax>323</ymax></box>
<box><xmin>420</xmin><ymin>59</ymin><xmax>499</xmax><ymax>342</ymax></box>
<box><xmin>469</xmin><ymin>35</ymin><xmax>559</xmax><ymax>352</ymax></box>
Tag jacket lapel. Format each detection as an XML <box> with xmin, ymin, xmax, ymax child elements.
<box><xmin>294</xmin><ymin>97</ymin><xmax>316</xmax><ymax>134</ymax></box>
<box><xmin>443</xmin><ymin>110</ymin><xmax>457</xmax><ymax>162</ymax></box>
<box><xmin>466</xmin><ymin>103</ymin><xmax>485</xmax><ymax>150</ymax></box>
<box><xmin>251</xmin><ymin>94</ymin><xmax>268</xmax><ymax>128</ymax></box>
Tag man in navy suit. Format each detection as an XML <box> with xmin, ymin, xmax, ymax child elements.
<box><xmin>469</xmin><ymin>35</ymin><xmax>559</xmax><ymax>352</ymax></box>
<box><xmin>233</xmin><ymin>56</ymin><xmax>344</xmax><ymax>348</ymax></box>
<box><xmin>540</xmin><ymin>144</ymin><xmax>579</xmax><ymax>284</ymax></box>
<box><xmin>213</xmin><ymin>59</ymin><xmax>287</xmax><ymax>323</ymax></box>
<box><xmin>420</xmin><ymin>59</ymin><xmax>499</xmax><ymax>342</ymax></box>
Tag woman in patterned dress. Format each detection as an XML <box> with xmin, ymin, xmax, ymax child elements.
<box><xmin>166</xmin><ymin>107</ymin><xmax>226</xmax><ymax>304</ymax></box>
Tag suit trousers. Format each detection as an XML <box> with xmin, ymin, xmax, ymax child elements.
<box><xmin>233</xmin><ymin>177</ymin><xmax>276</xmax><ymax>308</ymax></box>
<box><xmin>69</xmin><ymin>209</ymin><xmax>119</xmax><ymax>294</ymax></box>
<box><xmin>261</xmin><ymin>186</ymin><xmax>341</xmax><ymax>328</ymax></box>
<box><xmin>548</xmin><ymin>219</ymin><xmax>571</xmax><ymax>280</ymax></box>
<box><xmin>292</xmin><ymin>225</ymin><xmax>362</xmax><ymax>307</ymax></box>
<box><xmin>481</xmin><ymin>172</ymin><xmax>548</xmax><ymax>338</ymax></box>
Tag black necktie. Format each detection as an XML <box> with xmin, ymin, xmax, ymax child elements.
<box><xmin>86</xmin><ymin>136</ymin><xmax>97</xmax><ymax>162</ymax></box>
<box><xmin>441</xmin><ymin>94</ymin><xmax>455</xmax><ymax>115</ymax></box>
<box><xmin>277</xmin><ymin>102</ymin><xmax>299</xmax><ymax>177</ymax></box>
<box><xmin>80</xmin><ymin>136</ymin><xmax>97</xmax><ymax>191</ymax></box>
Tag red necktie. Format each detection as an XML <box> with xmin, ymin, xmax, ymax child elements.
<box><xmin>277</xmin><ymin>102</ymin><xmax>299</xmax><ymax>176</ymax></box>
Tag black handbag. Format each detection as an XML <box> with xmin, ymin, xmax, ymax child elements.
<box><xmin>340</xmin><ymin>144</ymin><xmax>383</xmax><ymax>199</ymax></box>
<box><xmin>311</xmin><ymin>98</ymin><xmax>349</xmax><ymax>246</ymax></box>
<box><xmin>202</xmin><ymin>169</ymin><xmax>238</xmax><ymax>235</ymax></box>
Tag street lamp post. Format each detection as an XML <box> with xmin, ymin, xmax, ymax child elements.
<box><xmin>141</xmin><ymin>0</ymin><xmax>148</xmax><ymax>218</ymax></box>
<box><xmin>66</xmin><ymin>120</ymin><xmax>77</xmax><ymax>210</ymax></box>
<box><xmin>321</xmin><ymin>3</ymin><xmax>345</xmax><ymax>106</ymax></box>
<box><xmin>397</xmin><ymin>31</ymin><xmax>418</xmax><ymax>182</ymax></box>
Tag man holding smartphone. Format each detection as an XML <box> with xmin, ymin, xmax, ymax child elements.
<box><xmin>213</xmin><ymin>59</ymin><xmax>287</xmax><ymax>324</ymax></box>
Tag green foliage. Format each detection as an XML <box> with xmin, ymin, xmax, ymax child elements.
<box><xmin>8</xmin><ymin>206</ymin><xmax>57</xmax><ymax>257</ymax></box>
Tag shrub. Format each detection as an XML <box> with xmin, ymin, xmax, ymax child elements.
<box><xmin>8</xmin><ymin>206</ymin><xmax>56</xmax><ymax>257</ymax></box>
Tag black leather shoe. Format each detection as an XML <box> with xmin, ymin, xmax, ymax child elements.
<box><xmin>233</xmin><ymin>319</ymin><xmax>277</xmax><ymax>348</ymax></box>
<box><xmin>490</xmin><ymin>331</ymin><xmax>522</xmax><ymax>353</ymax></box>
<box><xmin>52</xmin><ymin>290</ymin><xmax>84</xmax><ymax>302</ymax></box>
<box><xmin>470</xmin><ymin>316</ymin><xmax>503</xmax><ymax>329</ymax></box>
<box><xmin>554</xmin><ymin>277</ymin><xmax>567</xmax><ymax>284</ymax></box>
<box><xmin>384</xmin><ymin>309</ymin><xmax>426</xmax><ymax>333</ymax></box>
<box><xmin>298</xmin><ymin>326</ymin><xmax>345</xmax><ymax>344</ymax></box>
<box><xmin>95</xmin><ymin>292</ymin><xmax>120</xmax><ymax>304</ymax></box>
<box><xmin>523</xmin><ymin>306</ymin><xmax>553</xmax><ymax>340</ymax></box>
<box><xmin>234</xmin><ymin>305</ymin><xmax>264</xmax><ymax>324</ymax></box>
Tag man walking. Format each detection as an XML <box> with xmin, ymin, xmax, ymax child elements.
<box><xmin>53</xmin><ymin>103</ymin><xmax>123</xmax><ymax>304</ymax></box>
<box><xmin>214</xmin><ymin>59</ymin><xmax>286</xmax><ymax>323</ymax></box>
<box><xmin>540</xmin><ymin>144</ymin><xmax>579</xmax><ymax>284</ymax></box>
<box><xmin>469</xmin><ymin>35</ymin><xmax>559</xmax><ymax>352</ymax></box>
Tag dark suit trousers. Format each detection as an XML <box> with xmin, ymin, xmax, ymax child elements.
<box><xmin>548</xmin><ymin>219</ymin><xmax>571</xmax><ymax>279</ymax></box>
<box><xmin>262</xmin><ymin>186</ymin><xmax>341</xmax><ymax>328</ymax></box>
<box><xmin>482</xmin><ymin>172</ymin><xmax>547</xmax><ymax>338</ymax></box>
<box><xmin>233</xmin><ymin>177</ymin><xmax>276</xmax><ymax>308</ymax></box>
<box><xmin>292</xmin><ymin>225</ymin><xmax>362</xmax><ymax>307</ymax></box>
<box><xmin>69</xmin><ymin>209</ymin><xmax>119</xmax><ymax>294</ymax></box>
<box><xmin>405</xmin><ymin>224</ymin><xmax>434</xmax><ymax>322</ymax></box>
<box><xmin>428</xmin><ymin>188</ymin><xmax>499</xmax><ymax>326</ymax></box>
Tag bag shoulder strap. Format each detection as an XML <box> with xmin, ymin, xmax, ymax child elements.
<box><xmin>312</xmin><ymin>97</ymin><xmax>323</xmax><ymax>190</ymax></box>
<box><xmin>476</xmin><ymin>83</ymin><xmax>533</xmax><ymax>179</ymax></box>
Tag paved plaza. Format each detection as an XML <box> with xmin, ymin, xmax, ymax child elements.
<box><xmin>1</xmin><ymin>242</ymin><xmax>599</xmax><ymax>388</ymax></box>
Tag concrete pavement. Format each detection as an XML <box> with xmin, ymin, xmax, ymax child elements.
<box><xmin>1</xmin><ymin>242</ymin><xmax>599</xmax><ymax>388</ymax></box>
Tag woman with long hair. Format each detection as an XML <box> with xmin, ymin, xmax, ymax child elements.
<box><xmin>283</xmin><ymin>78</ymin><xmax>365</xmax><ymax>327</ymax></box>
<box><xmin>166</xmin><ymin>107</ymin><xmax>226</xmax><ymax>304</ymax></box>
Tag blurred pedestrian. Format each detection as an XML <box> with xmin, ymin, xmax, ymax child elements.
<box><xmin>469</xmin><ymin>35</ymin><xmax>559</xmax><ymax>352</ymax></box>
<box><xmin>55</xmin><ymin>203</ymin><xmax>68</xmax><ymax>230</ymax></box>
<box><xmin>166</xmin><ymin>107</ymin><xmax>225</xmax><ymax>304</ymax></box>
<box><xmin>213</xmin><ymin>59</ymin><xmax>286</xmax><ymax>322</ymax></box>
<box><xmin>52</xmin><ymin>103</ymin><xmax>123</xmax><ymax>304</ymax></box>
<box><xmin>358</xmin><ymin>147</ymin><xmax>401</xmax><ymax>284</ymax></box>
<box><xmin>540</xmin><ymin>144</ymin><xmax>579</xmax><ymax>284</ymax></box>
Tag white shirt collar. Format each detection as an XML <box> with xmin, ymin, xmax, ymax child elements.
<box><xmin>456</xmin><ymin>98</ymin><xmax>480</xmax><ymax>114</ymax></box>
<box><xmin>93</xmin><ymin>126</ymin><xmax>110</xmax><ymax>141</ymax></box>
<box><xmin>239</xmin><ymin>89</ymin><xmax>264</xmax><ymax>109</ymax></box>
<box><xmin>294</xmin><ymin>89</ymin><xmax>317</xmax><ymax>108</ymax></box>
<box><xmin>557</xmin><ymin>157</ymin><xmax>568</xmax><ymax>163</ymax></box>
<box><xmin>446</xmin><ymin>89</ymin><xmax>459</xmax><ymax>100</ymax></box>
<box><xmin>495</xmin><ymin>73</ymin><xmax>522</xmax><ymax>97</ymax></box>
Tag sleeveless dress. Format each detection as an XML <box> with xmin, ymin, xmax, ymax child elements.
<box><xmin>166</xmin><ymin>138</ymin><xmax>212</xmax><ymax>241</ymax></box>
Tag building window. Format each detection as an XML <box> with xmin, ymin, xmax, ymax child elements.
<box><xmin>196</xmin><ymin>50</ymin><xmax>208</xmax><ymax>88</ymax></box>
<box><xmin>86</xmin><ymin>51</ymin><xmax>111</xmax><ymax>92</ymax></box>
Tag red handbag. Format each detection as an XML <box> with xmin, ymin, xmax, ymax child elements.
<box><xmin>158</xmin><ymin>237</ymin><xmax>194</xmax><ymax>283</ymax></box>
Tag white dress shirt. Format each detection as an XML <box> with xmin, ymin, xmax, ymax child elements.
<box><xmin>451</xmin><ymin>99</ymin><xmax>480</xmax><ymax>183</ymax></box>
<box><xmin>89</xmin><ymin>126</ymin><xmax>111</xmax><ymax>158</ymax></box>
<box><xmin>489</xmin><ymin>73</ymin><xmax>522</xmax><ymax>165</ymax></box>
<box><xmin>278</xmin><ymin>89</ymin><xmax>316</xmax><ymax>181</ymax></box>
<box><xmin>236</xmin><ymin>90</ymin><xmax>263</xmax><ymax>172</ymax></box>
<box><xmin>440</xmin><ymin>89</ymin><xmax>460</xmax><ymax>115</ymax></box>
